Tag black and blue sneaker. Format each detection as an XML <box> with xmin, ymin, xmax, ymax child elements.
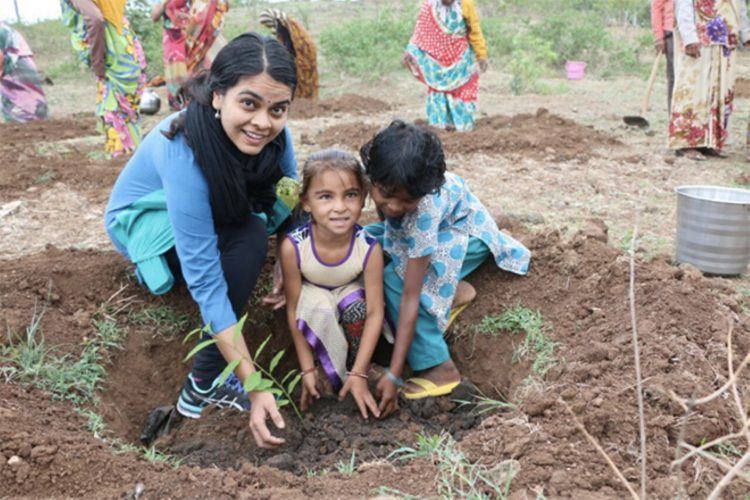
<box><xmin>176</xmin><ymin>372</ymin><xmax>251</xmax><ymax>419</ymax></box>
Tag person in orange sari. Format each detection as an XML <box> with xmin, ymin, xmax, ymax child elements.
<box><xmin>151</xmin><ymin>0</ymin><xmax>229</xmax><ymax>110</ymax></box>
<box><xmin>259</xmin><ymin>9</ymin><xmax>318</xmax><ymax>100</ymax></box>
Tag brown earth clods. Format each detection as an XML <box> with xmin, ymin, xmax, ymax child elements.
<box><xmin>2</xmin><ymin>220</ymin><xmax>749</xmax><ymax>497</ymax></box>
<box><xmin>290</xmin><ymin>93</ymin><xmax>391</xmax><ymax>120</ymax></box>
<box><xmin>315</xmin><ymin>108</ymin><xmax>621</xmax><ymax>161</ymax></box>
<box><xmin>0</xmin><ymin>115</ymin><xmax>122</xmax><ymax>203</ymax></box>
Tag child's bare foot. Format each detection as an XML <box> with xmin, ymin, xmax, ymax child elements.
<box><xmin>452</xmin><ymin>280</ymin><xmax>476</xmax><ymax>309</ymax></box>
<box><xmin>403</xmin><ymin>359</ymin><xmax>461</xmax><ymax>397</ymax></box>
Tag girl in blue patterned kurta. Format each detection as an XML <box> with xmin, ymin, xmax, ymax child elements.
<box><xmin>361</xmin><ymin>120</ymin><xmax>530</xmax><ymax>415</ymax></box>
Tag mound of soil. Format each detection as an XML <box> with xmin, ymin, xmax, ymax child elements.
<box><xmin>315</xmin><ymin>108</ymin><xmax>621</xmax><ymax>161</ymax></box>
<box><xmin>291</xmin><ymin>93</ymin><xmax>391</xmax><ymax>119</ymax></box>
<box><xmin>2</xmin><ymin>219</ymin><xmax>749</xmax><ymax>497</ymax></box>
<box><xmin>452</xmin><ymin>222</ymin><xmax>749</xmax><ymax>498</ymax></box>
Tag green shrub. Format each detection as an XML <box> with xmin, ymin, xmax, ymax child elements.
<box><xmin>508</xmin><ymin>30</ymin><xmax>557</xmax><ymax>95</ymax></box>
<box><xmin>529</xmin><ymin>9</ymin><xmax>612</xmax><ymax>69</ymax></box>
<box><xmin>319</xmin><ymin>10</ymin><xmax>415</xmax><ymax>79</ymax></box>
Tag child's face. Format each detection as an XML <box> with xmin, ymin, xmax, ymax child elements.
<box><xmin>370</xmin><ymin>184</ymin><xmax>422</xmax><ymax>219</ymax></box>
<box><xmin>302</xmin><ymin>169</ymin><xmax>364</xmax><ymax>236</ymax></box>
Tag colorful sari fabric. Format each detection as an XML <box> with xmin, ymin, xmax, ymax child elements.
<box><xmin>0</xmin><ymin>22</ymin><xmax>48</xmax><ymax>123</ymax></box>
<box><xmin>669</xmin><ymin>0</ymin><xmax>748</xmax><ymax>150</ymax></box>
<box><xmin>61</xmin><ymin>0</ymin><xmax>146</xmax><ymax>157</ymax></box>
<box><xmin>161</xmin><ymin>0</ymin><xmax>228</xmax><ymax>110</ymax></box>
<box><xmin>405</xmin><ymin>0</ymin><xmax>480</xmax><ymax>131</ymax></box>
<box><xmin>260</xmin><ymin>9</ymin><xmax>319</xmax><ymax>99</ymax></box>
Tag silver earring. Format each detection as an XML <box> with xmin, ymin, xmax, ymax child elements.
<box><xmin>214</xmin><ymin>109</ymin><xmax>221</xmax><ymax>119</ymax></box>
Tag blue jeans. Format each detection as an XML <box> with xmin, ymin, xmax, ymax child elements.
<box><xmin>366</xmin><ymin>222</ymin><xmax>490</xmax><ymax>371</ymax></box>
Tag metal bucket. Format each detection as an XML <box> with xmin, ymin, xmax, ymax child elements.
<box><xmin>675</xmin><ymin>186</ymin><xmax>750</xmax><ymax>275</ymax></box>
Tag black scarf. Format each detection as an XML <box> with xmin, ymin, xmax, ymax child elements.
<box><xmin>184</xmin><ymin>100</ymin><xmax>285</xmax><ymax>226</ymax></box>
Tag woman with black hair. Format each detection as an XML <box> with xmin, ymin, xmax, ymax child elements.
<box><xmin>105</xmin><ymin>32</ymin><xmax>298</xmax><ymax>449</ymax></box>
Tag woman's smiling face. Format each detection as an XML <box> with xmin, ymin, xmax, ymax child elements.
<box><xmin>212</xmin><ymin>72</ymin><xmax>293</xmax><ymax>155</ymax></box>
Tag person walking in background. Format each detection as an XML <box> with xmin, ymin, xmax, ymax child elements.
<box><xmin>259</xmin><ymin>9</ymin><xmax>318</xmax><ymax>100</ymax></box>
<box><xmin>402</xmin><ymin>0</ymin><xmax>488</xmax><ymax>132</ymax></box>
<box><xmin>651</xmin><ymin>0</ymin><xmax>675</xmax><ymax>112</ymax></box>
<box><xmin>61</xmin><ymin>0</ymin><xmax>146</xmax><ymax>157</ymax></box>
<box><xmin>150</xmin><ymin>0</ymin><xmax>229</xmax><ymax>110</ymax></box>
<box><xmin>0</xmin><ymin>21</ymin><xmax>49</xmax><ymax>123</ymax></box>
<box><xmin>669</xmin><ymin>0</ymin><xmax>750</xmax><ymax>161</ymax></box>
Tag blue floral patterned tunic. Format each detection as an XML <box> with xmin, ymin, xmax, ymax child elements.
<box><xmin>369</xmin><ymin>172</ymin><xmax>530</xmax><ymax>330</ymax></box>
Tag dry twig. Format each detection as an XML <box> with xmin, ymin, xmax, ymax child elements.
<box><xmin>628</xmin><ymin>224</ymin><xmax>648</xmax><ymax>499</ymax></box>
<box><xmin>559</xmin><ymin>398</ymin><xmax>640</xmax><ymax>500</ymax></box>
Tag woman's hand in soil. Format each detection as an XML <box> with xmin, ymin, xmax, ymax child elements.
<box><xmin>248</xmin><ymin>391</ymin><xmax>286</xmax><ymax>449</ymax></box>
<box><xmin>300</xmin><ymin>372</ymin><xmax>321</xmax><ymax>411</ymax></box>
<box><xmin>375</xmin><ymin>376</ymin><xmax>399</xmax><ymax>418</ymax></box>
<box><xmin>339</xmin><ymin>376</ymin><xmax>380</xmax><ymax>420</ymax></box>
<box><xmin>262</xmin><ymin>260</ymin><xmax>286</xmax><ymax>310</ymax></box>
<box><xmin>685</xmin><ymin>43</ymin><xmax>701</xmax><ymax>58</ymax></box>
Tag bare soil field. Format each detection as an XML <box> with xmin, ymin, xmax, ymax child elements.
<box><xmin>2</xmin><ymin>57</ymin><xmax>750</xmax><ymax>497</ymax></box>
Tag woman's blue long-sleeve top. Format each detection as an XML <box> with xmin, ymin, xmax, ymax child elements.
<box><xmin>105</xmin><ymin>113</ymin><xmax>298</xmax><ymax>334</ymax></box>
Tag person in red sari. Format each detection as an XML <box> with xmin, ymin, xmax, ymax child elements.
<box><xmin>151</xmin><ymin>0</ymin><xmax>228</xmax><ymax>110</ymax></box>
<box><xmin>402</xmin><ymin>0</ymin><xmax>488</xmax><ymax>132</ymax></box>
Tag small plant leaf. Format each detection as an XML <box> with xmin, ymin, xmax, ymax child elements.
<box><xmin>277</xmin><ymin>398</ymin><xmax>289</xmax><ymax>407</ymax></box>
<box><xmin>287</xmin><ymin>373</ymin><xmax>301</xmax><ymax>395</ymax></box>
<box><xmin>254</xmin><ymin>378</ymin><xmax>274</xmax><ymax>392</ymax></box>
<box><xmin>232</xmin><ymin>314</ymin><xmax>248</xmax><ymax>343</ymax></box>
<box><xmin>280</xmin><ymin>369</ymin><xmax>297</xmax><ymax>386</ymax></box>
<box><xmin>183</xmin><ymin>338</ymin><xmax>217</xmax><ymax>362</ymax></box>
<box><xmin>268</xmin><ymin>350</ymin><xmax>284</xmax><ymax>373</ymax></box>
<box><xmin>182</xmin><ymin>326</ymin><xmax>202</xmax><ymax>345</ymax></box>
<box><xmin>254</xmin><ymin>335</ymin><xmax>272</xmax><ymax>360</ymax></box>
<box><xmin>216</xmin><ymin>359</ymin><xmax>241</xmax><ymax>386</ymax></box>
<box><xmin>243</xmin><ymin>371</ymin><xmax>262</xmax><ymax>392</ymax></box>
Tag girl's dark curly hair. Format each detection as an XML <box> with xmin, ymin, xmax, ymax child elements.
<box><xmin>359</xmin><ymin>120</ymin><xmax>446</xmax><ymax>199</ymax></box>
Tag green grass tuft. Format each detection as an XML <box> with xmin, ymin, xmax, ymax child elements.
<box><xmin>477</xmin><ymin>307</ymin><xmax>558</xmax><ymax>377</ymax></box>
<box><xmin>390</xmin><ymin>431</ymin><xmax>516</xmax><ymax>498</ymax></box>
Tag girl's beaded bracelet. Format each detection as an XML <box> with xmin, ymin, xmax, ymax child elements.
<box><xmin>301</xmin><ymin>366</ymin><xmax>317</xmax><ymax>376</ymax></box>
<box><xmin>346</xmin><ymin>370</ymin><xmax>369</xmax><ymax>380</ymax></box>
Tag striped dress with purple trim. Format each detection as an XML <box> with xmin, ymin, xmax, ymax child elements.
<box><xmin>286</xmin><ymin>222</ymin><xmax>391</xmax><ymax>389</ymax></box>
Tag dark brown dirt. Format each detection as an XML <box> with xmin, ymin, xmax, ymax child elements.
<box><xmin>315</xmin><ymin>108</ymin><xmax>621</xmax><ymax>160</ymax></box>
<box><xmin>736</xmin><ymin>77</ymin><xmax>750</xmax><ymax>99</ymax></box>
<box><xmin>2</xmin><ymin>216</ymin><xmax>750</xmax><ymax>497</ymax></box>
<box><xmin>290</xmin><ymin>93</ymin><xmax>391</xmax><ymax>119</ymax></box>
<box><xmin>0</xmin><ymin>116</ymin><xmax>122</xmax><ymax>203</ymax></box>
<box><xmin>0</xmin><ymin>113</ymin><xmax>96</xmax><ymax>145</ymax></box>
<box><xmin>453</xmin><ymin>220</ymin><xmax>750</xmax><ymax>498</ymax></box>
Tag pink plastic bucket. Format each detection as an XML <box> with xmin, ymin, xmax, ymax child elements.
<box><xmin>565</xmin><ymin>60</ymin><xmax>586</xmax><ymax>80</ymax></box>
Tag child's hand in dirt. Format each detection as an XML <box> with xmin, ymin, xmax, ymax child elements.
<box><xmin>478</xmin><ymin>59</ymin><xmax>488</xmax><ymax>73</ymax></box>
<box><xmin>375</xmin><ymin>376</ymin><xmax>399</xmax><ymax>418</ymax></box>
<box><xmin>248</xmin><ymin>391</ymin><xmax>286</xmax><ymax>449</ymax></box>
<box><xmin>262</xmin><ymin>260</ymin><xmax>286</xmax><ymax>310</ymax></box>
<box><xmin>300</xmin><ymin>372</ymin><xmax>321</xmax><ymax>411</ymax></box>
<box><xmin>339</xmin><ymin>376</ymin><xmax>380</xmax><ymax>420</ymax></box>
